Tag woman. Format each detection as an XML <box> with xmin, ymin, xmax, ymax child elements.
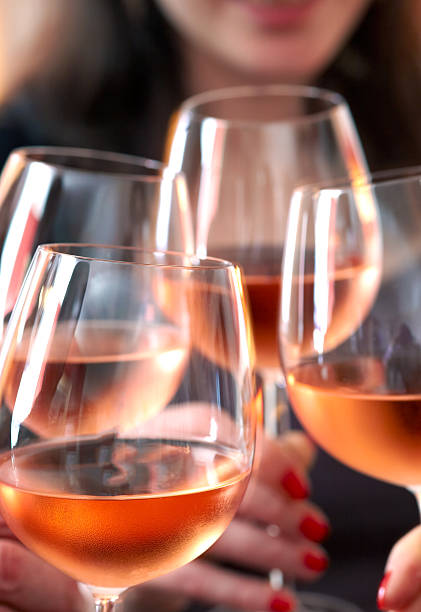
<box><xmin>1</xmin><ymin>1</ymin><xmax>420</xmax><ymax>170</ymax></box>
<box><xmin>0</xmin><ymin>1</ymin><xmax>420</xmax><ymax>611</ymax></box>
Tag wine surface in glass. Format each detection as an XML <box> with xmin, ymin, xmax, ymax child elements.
<box><xmin>0</xmin><ymin>437</ymin><xmax>249</xmax><ymax>588</ymax></box>
<box><xmin>283</xmin><ymin>259</ymin><xmax>380</xmax><ymax>359</ymax></box>
<box><xmin>213</xmin><ymin>246</ymin><xmax>379</xmax><ymax>372</ymax></box>
<box><xmin>5</xmin><ymin>321</ymin><xmax>189</xmax><ymax>436</ymax></box>
<box><xmin>288</xmin><ymin>357</ymin><xmax>421</xmax><ymax>487</ymax></box>
<box><xmin>246</xmin><ymin>274</ymin><xmax>281</xmax><ymax>371</ymax></box>
<box><xmin>209</xmin><ymin>247</ymin><xmax>282</xmax><ymax>372</ymax></box>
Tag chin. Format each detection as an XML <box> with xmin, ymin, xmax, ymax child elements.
<box><xmin>218</xmin><ymin>36</ymin><xmax>336</xmax><ymax>84</ymax></box>
<box><xmin>230</xmin><ymin>56</ymin><xmax>328</xmax><ymax>85</ymax></box>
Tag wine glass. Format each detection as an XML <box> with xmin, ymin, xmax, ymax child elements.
<box><xmin>167</xmin><ymin>83</ymin><xmax>367</xmax><ymax>435</ymax></box>
<box><xmin>0</xmin><ymin>146</ymin><xmax>193</xmax><ymax>343</ymax></box>
<box><xmin>166</xmin><ymin>83</ymin><xmax>369</xmax><ymax>607</ymax></box>
<box><xmin>0</xmin><ymin>243</ymin><xmax>257</xmax><ymax>611</ymax></box>
<box><xmin>280</xmin><ymin>169</ymin><xmax>421</xmax><ymax>608</ymax></box>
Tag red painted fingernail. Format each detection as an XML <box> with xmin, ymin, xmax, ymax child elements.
<box><xmin>281</xmin><ymin>470</ymin><xmax>309</xmax><ymax>499</ymax></box>
<box><xmin>299</xmin><ymin>515</ymin><xmax>330</xmax><ymax>542</ymax></box>
<box><xmin>269</xmin><ymin>595</ymin><xmax>295</xmax><ymax>612</ymax></box>
<box><xmin>303</xmin><ymin>551</ymin><xmax>329</xmax><ymax>572</ymax></box>
<box><xmin>377</xmin><ymin>571</ymin><xmax>391</xmax><ymax>610</ymax></box>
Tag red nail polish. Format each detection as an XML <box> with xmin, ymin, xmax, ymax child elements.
<box><xmin>377</xmin><ymin>571</ymin><xmax>391</xmax><ymax>610</ymax></box>
<box><xmin>281</xmin><ymin>470</ymin><xmax>309</xmax><ymax>499</ymax></box>
<box><xmin>303</xmin><ymin>551</ymin><xmax>329</xmax><ymax>572</ymax></box>
<box><xmin>299</xmin><ymin>516</ymin><xmax>330</xmax><ymax>542</ymax></box>
<box><xmin>269</xmin><ymin>595</ymin><xmax>294</xmax><ymax>612</ymax></box>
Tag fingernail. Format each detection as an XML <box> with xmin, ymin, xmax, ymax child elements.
<box><xmin>281</xmin><ymin>470</ymin><xmax>308</xmax><ymax>499</ymax></box>
<box><xmin>303</xmin><ymin>551</ymin><xmax>329</xmax><ymax>572</ymax></box>
<box><xmin>377</xmin><ymin>571</ymin><xmax>392</xmax><ymax>610</ymax></box>
<box><xmin>269</xmin><ymin>595</ymin><xmax>295</xmax><ymax>611</ymax></box>
<box><xmin>299</xmin><ymin>515</ymin><xmax>330</xmax><ymax>542</ymax></box>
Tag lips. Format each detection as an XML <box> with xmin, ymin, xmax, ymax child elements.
<box><xmin>233</xmin><ymin>0</ymin><xmax>318</xmax><ymax>27</ymax></box>
<box><xmin>248</xmin><ymin>0</ymin><xmax>310</xmax><ymax>4</ymax></box>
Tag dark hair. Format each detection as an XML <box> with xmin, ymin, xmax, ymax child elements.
<box><xmin>17</xmin><ymin>0</ymin><xmax>184</xmax><ymax>160</ymax></box>
<box><xmin>318</xmin><ymin>0</ymin><xmax>421</xmax><ymax>170</ymax></box>
<box><xmin>9</xmin><ymin>0</ymin><xmax>421</xmax><ymax>168</ymax></box>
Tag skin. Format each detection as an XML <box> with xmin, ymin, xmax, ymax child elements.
<box><xmin>376</xmin><ymin>526</ymin><xmax>421</xmax><ymax>612</ymax></box>
<box><xmin>155</xmin><ymin>0</ymin><xmax>373</xmax><ymax>93</ymax></box>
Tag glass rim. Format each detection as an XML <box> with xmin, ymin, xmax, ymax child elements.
<box><xmin>37</xmin><ymin>243</ymin><xmax>239</xmax><ymax>271</ymax></box>
<box><xmin>294</xmin><ymin>164</ymin><xmax>421</xmax><ymax>196</ymax></box>
<box><xmin>7</xmin><ymin>146</ymin><xmax>168</xmax><ymax>182</ymax></box>
<box><xmin>179</xmin><ymin>83</ymin><xmax>348</xmax><ymax>127</ymax></box>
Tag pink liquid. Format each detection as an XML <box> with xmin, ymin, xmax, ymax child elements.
<box><xmin>0</xmin><ymin>437</ymin><xmax>249</xmax><ymax>587</ymax></box>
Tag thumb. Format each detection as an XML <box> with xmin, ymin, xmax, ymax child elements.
<box><xmin>377</xmin><ymin>525</ymin><xmax>421</xmax><ymax>611</ymax></box>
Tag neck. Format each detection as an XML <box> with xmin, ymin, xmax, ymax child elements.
<box><xmin>179</xmin><ymin>39</ymin><xmax>303</xmax><ymax>97</ymax></box>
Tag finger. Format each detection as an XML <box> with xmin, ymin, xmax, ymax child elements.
<box><xmin>396</xmin><ymin>600</ymin><xmax>421</xmax><ymax>612</ymax></box>
<box><xmin>0</xmin><ymin>516</ymin><xmax>15</xmax><ymax>541</ymax></box>
<box><xmin>150</xmin><ymin>558</ymin><xmax>296</xmax><ymax>612</ymax></box>
<box><xmin>254</xmin><ymin>434</ymin><xmax>315</xmax><ymax>500</ymax></box>
<box><xmin>0</xmin><ymin>540</ymin><xmax>91</xmax><ymax>612</ymax></box>
<box><xmin>377</xmin><ymin>525</ymin><xmax>421</xmax><ymax>611</ymax></box>
<box><xmin>239</xmin><ymin>480</ymin><xmax>330</xmax><ymax>543</ymax></box>
<box><xmin>208</xmin><ymin>518</ymin><xmax>329</xmax><ymax>581</ymax></box>
<box><xmin>121</xmin><ymin>585</ymin><xmax>189</xmax><ymax>611</ymax></box>
<box><xmin>279</xmin><ymin>431</ymin><xmax>316</xmax><ymax>469</ymax></box>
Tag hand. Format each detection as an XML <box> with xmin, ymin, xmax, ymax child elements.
<box><xmin>149</xmin><ymin>430</ymin><xmax>330</xmax><ymax>611</ymax></box>
<box><xmin>377</xmin><ymin>525</ymin><xmax>421</xmax><ymax>612</ymax></box>
<box><xmin>0</xmin><ymin>517</ymin><xmax>91</xmax><ymax>611</ymax></box>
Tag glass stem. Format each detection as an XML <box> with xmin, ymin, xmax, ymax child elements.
<box><xmin>94</xmin><ymin>599</ymin><xmax>116</xmax><ymax>612</ymax></box>
<box><xmin>259</xmin><ymin>372</ymin><xmax>290</xmax><ymax>594</ymax></box>
<box><xmin>410</xmin><ymin>487</ymin><xmax>421</xmax><ymax>520</ymax></box>
<box><xmin>88</xmin><ymin>586</ymin><xmax>122</xmax><ymax>612</ymax></box>
<box><xmin>258</xmin><ymin>372</ymin><xmax>289</xmax><ymax>438</ymax></box>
